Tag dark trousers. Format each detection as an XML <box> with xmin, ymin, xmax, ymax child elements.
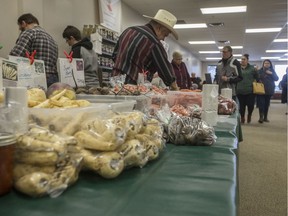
<box><xmin>237</xmin><ymin>94</ymin><xmax>256</xmax><ymax>117</ymax></box>
<box><xmin>257</xmin><ymin>94</ymin><xmax>272</xmax><ymax>115</ymax></box>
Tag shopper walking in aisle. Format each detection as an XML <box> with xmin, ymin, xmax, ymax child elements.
<box><xmin>280</xmin><ymin>66</ymin><xmax>287</xmax><ymax>114</ymax></box>
<box><xmin>112</xmin><ymin>9</ymin><xmax>179</xmax><ymax>90</ymax></box>
<box><xmin>62</xmin><ymin>25</ymin><xmax>101</xmax><ymax>87</ymax></box>
<box><xmin>10</xmin><ymin>13</ymin><xmax>58</xmax><ymax>87</ymax></box>
<box><xmin>236</xmin><ymin>54</ymin><xmax>259</xmax><ymax>123</ymax></box>
<box><xmin>214</xmin><ymin>46</ymin><xmax>243</xmax><ymax>101</ymax></box>
<box><xmin>257</xmin><ymin>59</ymin><xmax>279</xmax><ymax>123</ymax></box>
<box><xmin>171</xmin><ymin>51</ymin><xmax>192</xmax><ymax>89</ymax></box>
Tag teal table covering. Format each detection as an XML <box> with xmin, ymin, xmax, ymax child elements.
<box><xmin>0</xmin><ymin>114</ymin><xmax>240</xmax><ymax>216</ymax></box>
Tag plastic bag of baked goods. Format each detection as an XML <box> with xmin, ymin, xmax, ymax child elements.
<box><xmin>117</xmin><ymin>139</ymin><xmax>148</xmax><ymax>168</ymax></box>
<box><xmin>167</xmin><ymin>115</ymin><xmax>216</xmax><ymax>146</ymax></box>
<box><xmin>13</xmin><ymin>126</ymin><xmax>83</xmax><ymax>198</ymax></box>
<box><xmin>14</xmin><ymin>155</ymin><xmax>82</xmax><ymax>198</ymax></box>
<box><xmin>218</xmin><ymin>95</ymin><xmax>237</xmax><ymax>115</ymax></box>
<box><xmin>75</xmin><ymin>118</ymin><xmax>127</xmax><ymax>151</ymax></box>
<box><xmin>81</xmin><ymin>149</ymin><xmax>124</xmax><ymax>179</ymax></box>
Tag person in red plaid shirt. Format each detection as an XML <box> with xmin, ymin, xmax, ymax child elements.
<box><xmin>10</xmin><ymin>13</ymin><xmax>58</xmax><ymax>87</ymax></box>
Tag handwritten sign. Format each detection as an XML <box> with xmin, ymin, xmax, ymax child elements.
<box><xmin>3</xmin><ymin>56</ymin><xmax>47</xmax><ymax>90</ymax></box>
<box><xmin>58</xmin><ymin>58</ymin><xmax>85</xmax><ymax>87</ymax></box>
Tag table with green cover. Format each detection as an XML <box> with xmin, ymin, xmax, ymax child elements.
<box><xmin>0</xmin><ymin>114</ymin><xmax>241</xmax><ymax>216</ymax></box>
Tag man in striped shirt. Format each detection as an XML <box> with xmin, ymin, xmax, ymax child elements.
<box><xmin>112</xmin><ymin>9</ymin><xmax>179</xmax><ymax>90</ymax></box>
<box><xmin>10</xmin><ymin>13</ymin><xmax>59</xmax><ymax>87</ymax></box>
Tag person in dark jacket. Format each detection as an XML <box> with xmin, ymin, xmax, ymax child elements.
<box><xmin>257</xmin><ymin>59</ymin><xmax>279</xmax><ymax>123</ymax></box>
<box><xmin>171</xmin><ymin>51</ymin><xmax>192</xmax><ymax>89</ymax></box>
<box><xmin>237</xmin><ymin>54</ymin><xmax>259</xmax><ymax>123</ymax></box>
<box><xmin>62</xmin><ymin>25</ymin><xmax>101</xmax><ymax>87</ymax></box>
<box><xmin>215</xmin><ymin>46</ymin><xmax>243</xmax><ymax>101</ymax></box>
<box><xmin>280</xmin><ymin>67</ymin><xmax>287</xmax><ymax>114</ymax></box>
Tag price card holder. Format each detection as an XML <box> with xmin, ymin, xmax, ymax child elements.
<box><xmin>57</xmin><ymin>58</ymin><xmax>86</xmax><ymax>88</ymax></box>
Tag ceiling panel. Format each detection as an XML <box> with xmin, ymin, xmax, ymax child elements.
<box><xmin>122</xmin><ymin>0</ymin><xmax>288</xmax><ymax>62</ymax></box>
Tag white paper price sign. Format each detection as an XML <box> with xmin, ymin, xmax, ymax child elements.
<box><xmin>58</xmin><ymin>58</ymin><xmax>86</xmax><ymax>88</ymax></box>
<box><xmin>4</xmin><ymin>56</ymin><xmax>47</xmax><ymax>90</ymax></box>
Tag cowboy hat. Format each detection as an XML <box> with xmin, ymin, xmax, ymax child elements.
<box><xmin>143</xmin><ymin>9</ymin><xmax>178</xmax><ymax>40</ymax></box>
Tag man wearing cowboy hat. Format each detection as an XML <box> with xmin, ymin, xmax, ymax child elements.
<box><xmin>112</xmin><ymin>9</ymin><xmax>179</xmax><ymax>90</ymax></box>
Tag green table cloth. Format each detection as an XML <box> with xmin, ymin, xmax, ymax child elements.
<box><xmin>0</xmin><ymin>114</ymin><xmax>241</xmax><ymax>216</ymax></box>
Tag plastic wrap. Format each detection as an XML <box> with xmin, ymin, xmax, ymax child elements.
<box><xmin>75</xmin><ymin>116</ymin><xmax>128</xmax><ymax>151</ymax></box>
<box><xmin>117</xmin><ymin>139</ymin><xmax>148</xmax><ymax>169</ymax></box>
<box><xmin>13</xmin><ymin>126</ymin><xmax>83</xmax><ymax>198</ymax></box>
<box><xmin>28</xmin><ymin>104</ymin><xmax>109</xmax><ymax>135</ymax></box>
<box><xmin>81</xmin><ymin>149</ymin><xmax>124</xmax><ymax>179</ymax></box>
<box><xmin>218</xmin><ymin>95</ymin><xmax>237</xmax><ymax>115</ymax></box>
<box><xmin>167</xmin><ymin>115</ymin><xmax>216</xmax><ymax>146</ymax></box>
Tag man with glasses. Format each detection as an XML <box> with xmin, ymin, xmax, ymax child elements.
<box><xmin>10</xmin><ymin>13</ymin><xmax>58</xmax><ymax>87</ymax></box>
<box><xmin>215</xmin><ymin>45</ymin><xmax>243</xmax><ymax>100</ymax></box>
<box><xmin>112</xmin><ymin>9</ymin><xmax>179</xmax><ymax>90</ymax></box>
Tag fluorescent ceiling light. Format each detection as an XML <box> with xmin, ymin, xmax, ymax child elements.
<box><xmin>285</xmin><ymin>53</ymin><xmax>288</xmax><ymax>56</ymax></box>
<box><xmin>188</xmin><ymin>41</ymin><xmax>215</xmax><ymax>44</ymax></box>
<box><xmin>233</xmin><ymin>54</ymin><xmax>242</xmax><ymax>57</ymax></box>
<box><xmin>260</xmin><ymin>57</ymin><xmax>280</xmax><ymax>59</ymax></box>
<box><xmin>273</xmin><ymin>39</ymin><xmax>288</xmax><ymax>42</ymax></box>
<box><xmin>278</xmin><ymin>58</ymin><xmax>288</xmax><ymax>61</ymax></box>
<box><xmin>200</xmin><ymin>6</ymin><xmax>247</xmax><ymax>14</ymax></box>
<box><xmin>174</xmin><ymin>23</ymin><xmax>207</xmax><ymax>29</ymax></box>
<box><xmin>199</xmin><ymin>51</ymin><xmax>220</xmax><ymax>54</ymax></box>
<box><xmin>206</xmin><ymin>57</ymin><xmax>221</xmax><ymax>60</ymax></box>
<box><xmin>246</xmin><ymin>28</ymin><xmax>281</xmax><ymax>33</ymax></box>
<box><xmin>266</xmin><ymin>50</ymin><xmax>288</xmax><ymax>53</ymax></box>
<box><xmin>218</xmin><ymin>46</ymin><xmax>243</xmax><ymax>49</ymax></box>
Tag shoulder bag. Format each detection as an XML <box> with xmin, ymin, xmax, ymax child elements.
<box><xmin>253</xmin><ymin>82</ymin><xmax>265</xmax><ymax>95</ymax></box>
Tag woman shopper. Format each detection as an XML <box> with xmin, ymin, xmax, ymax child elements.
<box><xmin>257</xmin><ymin>59</ymin><xmax>279</xmax><ymax>123</ymax></box>
<box><xmin>236</xmin><ymin>54</ymin><xmax>259</xmax><ymax>123</ymax></box>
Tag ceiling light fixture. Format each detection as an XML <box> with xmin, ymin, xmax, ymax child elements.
<box><xmin>233</xmin><ymin>54</ymin><xmax>242</xmax><ymax>57</ymax></box>
<box><xmin>260</xmin><ymin>57</ymin><xmax>281</xmax><ymax>59</ymax></box>
<box><xmin>207</xmin><ymin>22</ymin><xmax>224</xmax><ymax>27</ymax></box>
<box><xmin>273</xmin><ymin>39</ymin><xmax>288</xmax><ymax>42</ymax></box>
<box><xmin>217</xmin><ymin>40</ymin><xmax>230</xmax><ymax>44</ymax></box>
<box><xmin>188</xmin><ymin>41</ymin><xmax>215</xmax><ymax>44</ymax></box>
<box><xmin>206</xmin><ymin>57</ymin><xmax>221</xmax><ymax>60</ymax></box>
<box><xmin>266</xmin><ymin>50</ymin><xmax>288</xmax><ymax>53</ymax></box>
<box><xmin>200</xmin><ymin>6</ymin><xmax>247</xmax><ymax>14</ymax></box>
<box><xmin>245</xmin><ymin>28</ymin><xmax>281</xmax><ymax>33</ymax></box>
<box><xmin>278</xmin><ymin>58</ymin><xmax>288</xmax><ymax>61</ymax></box>
<box><xmin>218</xmin><ymin>46</ymin><xmax>243</xmax><ymax>49</ymax></box>
<box><xmin>199</xmin><ymin>51</ymin><xmax>220</xmax><ymax>54</ymax></box>
<box><xmin>174</xmin><ymin>23</ymin><xmax>207</xmax><ymax>29</ymax></box>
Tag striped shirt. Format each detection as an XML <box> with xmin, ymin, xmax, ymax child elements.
<box><xmin>10</xmin><ymin>26</ymin><xmax>58</xmax><ymax>85</ymax></box>
<box><xmin>112</xmin><ymin>24</ymin><xmax>175</xmax><ymax>86</ymax></box>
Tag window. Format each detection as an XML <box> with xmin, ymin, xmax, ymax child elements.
<box><xmin>275</xmin><ymin>64</ymin><xmax>288</xmax><ymax>90</ymax></box>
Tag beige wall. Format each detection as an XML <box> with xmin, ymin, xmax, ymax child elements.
<box><xmin>0</xmin><ymin>0</ymin><xmax>200</xmax><ymax>76</ymax></box>
<box><xmin>0</xmin><ymin>0</ymin><xmax>98</xmax><ymax>59</ymax></box>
